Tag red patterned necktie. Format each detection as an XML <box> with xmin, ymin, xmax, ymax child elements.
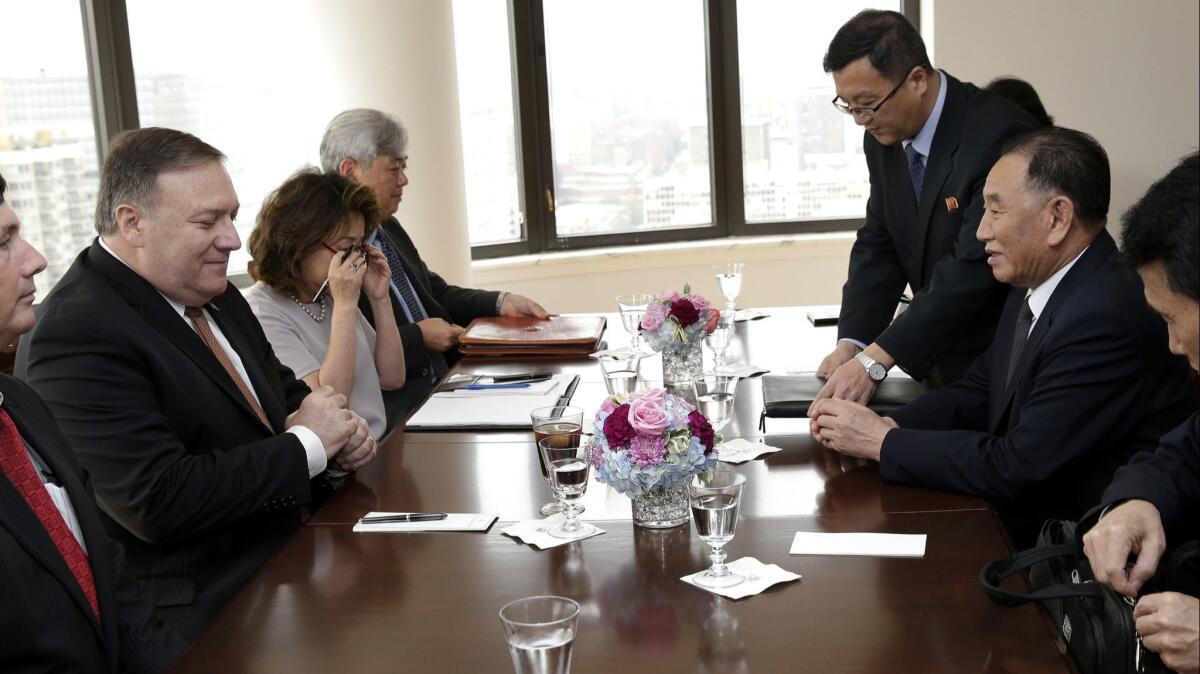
<box><xmin>0</xmin><ymin>406</ymin><xmax>100</xmax><ymax>621</ymax></box>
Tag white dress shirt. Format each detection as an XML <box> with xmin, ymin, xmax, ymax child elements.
<box><xmin>25</xmin><ymin>440</ymin><xmax>87</xmax><ymax>551</ymax></box>
<box><xmin>1024</xmin><ymin>246</ymin><xmax>1089</xmax><ymax>336</ymax></box>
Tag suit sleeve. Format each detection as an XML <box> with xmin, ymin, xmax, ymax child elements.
<box><xmin>838</xmin><ymin>151</ymin><xmax>908</xmax><ymax>345</ymax></box>
<box><xmin>879</xmin><ymin>309</ymin><xmax>1151</xmax><ymax>504</ymax></box>
<box><xmin>889</xmin><ymin>340</ymin><xmax>993</xmax><ymax>432</ymax></box>
<box><xmin>24</xmin><ymin>310</ymin><xmax>313</xmax><ymax>545</ymax></box>
<box><xmin>1101</xmin><ymin>412</ymin><xmax>1199</xmax><ymax>543</ymax></box>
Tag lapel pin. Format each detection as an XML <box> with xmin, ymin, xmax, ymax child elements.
<box><xmin>945</xmin><ymin>196</ymin><xmax>959</xmax><ymax>213</ymax></box>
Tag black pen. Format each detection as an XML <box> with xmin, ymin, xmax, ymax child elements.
<box><xmin>361</xmin><ymin>512</ymin><xmax>448</xmax><ymax>524</ymax></box>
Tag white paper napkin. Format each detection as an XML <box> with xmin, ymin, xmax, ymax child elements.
<box><xmin>718</xmin><ymin>438</ymin><xmax>783</xmax><ymax>463</ymax></box>
<box><xmin>589</xmin><ymin>346</ymin><xmax>652</xmax><ymax>360</ymax></box>
<box><xmin>789</xmin><ymin>532</ymin><xmax>927</xmax><ymax>558</ymax></box>
<box><xmin>500</xmin><ymin>514</ymin><xmax>606</xmax><ymax>550</ymax></box>
<box><xmin>734</xmin><ymin>309</ymin><xmax>770</xmax><ymax>322</ymax></box>
<box><xmin>723</xmin><ymin>363</ymin><xmax>769</xmax><ymax>378</ymax></box>
<box><xmin>680</xmin><ymin>556</ymin><xmax>801</xmax><ymax>599</ymax></box>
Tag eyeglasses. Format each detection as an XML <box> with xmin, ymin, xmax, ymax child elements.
<box><xmin>321</xmin><ymin>242</ymin><xmax>365</xmax><ymax>257</ymax></box>
<box><xmin>831</xmin><ymin>69</ymin><xmax>913</xmax><ymax>121</ymax></box>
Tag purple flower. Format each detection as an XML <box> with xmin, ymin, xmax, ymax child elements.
<box><xmin>668</xmin><ymin>298</ymin><xmax>699</xmax><ymax>328</ymax></box>
<box><xmin>640</xmin><ymin>301</ymin><xmax>665</xmax><ymax>331</ymax></box>
<box><xmin>655</xmin><ymin>290</ymin><xmax>681</xmax><ymax>303</ymax></box>
<box><xmin>588</xmin><ymin>437</ymin><xmax>605</xmax><ymax>469</ymax></box>
<box><xmin>603</xmin><ymin>403</ymin><xmax>636</xmax><ymax>448</ymax></box>
<box><xmin>688</xmin><ymin>410</ymin><xmax>715</xmax><ymax>454</ymax></box>
<box><xmin>688</xmin><ymin>293</ymin><xmax>711</xmax><ymax>317</ymax></box>
<box><xmin>628</xmin><ymin>433</ymin><xmax>667</xmax><ymax>467</ymax></box>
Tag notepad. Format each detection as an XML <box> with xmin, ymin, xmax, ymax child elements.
<box><xmin>353</xmin><ymin>513</ymin><xmax>498</xmax><ymax>533</ymax></box>
<box><xmin>406</xmin><ymin>375</ymin><xmax>574</xmax><ymax>430</ymax></box>
<box><xmin>789</xmin><ymin>532</ymin><xmax>927</xmax><ymax>558</ymax></box>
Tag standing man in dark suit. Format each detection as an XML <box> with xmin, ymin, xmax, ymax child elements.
<box><xmin>20</xmin><ymin>128</ymin><xmax>376</xmax><ymax>640</ymax></box>
<box><xmin>1084</xmin><ymin>153</ymin><xmax>1198</xmax><ymax>674</ymax></box>
<box><xmin>811</xmin><ymin>129</ymin><xmax>1193</xmax><ymax>546</ymax></box>
<box><xmin>320</xmin><ymin>109</ymin><xmax>547</xmax><ymax>422</ymax></box>
<box><xmin>0</xmin><ymin>172</ymin><xmax>183</xmax><ymax>672</ymax></box>
<box><xmin>812</xmin><ymin>10</ymin><xmax>1035</xmax><ymax>410</ymax></box>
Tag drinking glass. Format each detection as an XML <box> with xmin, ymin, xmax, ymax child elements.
<box><xmin>615</xmin><ymin>293</ymin><xmax>652</xmax><ymax>355</ymax></box>
<box><xmin>704</xmin><ymin>311</ymin><xmax>734</xmax><ymax>372</ymax></box>
<box><xmin>538</xmin><ymin>436</ymin><xmax>596</xmax><ymax>538</ymax></box>
<box><xmin>598</xmin><ymin>354</ymin><xmax>641</xmax><ymax>395</ymax></box>
<box><xmin>692</xmin><ymin>374</ymin><xmax>737</xmax><ymax>445</ymax></box>
<box><xmin>530</xmin><ymin>406</ymin><xmax>583</xmax><ymax>516</ymax></box>
<box><xmin>688</xmin><ymin>470</ymin><xmax>747</xmax><ymax>589</ymax></box>
<box><xmin>711</xmin><ymin>263</ymin><xmax>744</xmax><ymax>313</ymax></box>
<box><xmin>499</xmin><ymin>595</ymin><xmax>580</xmax><ymax>674</ymax></box>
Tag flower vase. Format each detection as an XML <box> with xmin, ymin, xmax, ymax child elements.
<box><xmin>631</xmin><ymin>483</ymin><xmax>689</xmax><ymax>528</ymax></box>
<box><xmin>661</xmin><ymin>339</ymin><xmax>703</xmax><ymax>388</ymax></box>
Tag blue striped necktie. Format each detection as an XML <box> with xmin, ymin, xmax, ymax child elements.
<box><xmin>375</xmin><ymin>234</ymin><xmax>448</xmax><ymax>381</ymax></box>
<box><xmin>904</xmin><ymin>143</ymin><xmax>926</xmax><ymax>199</ymax></box>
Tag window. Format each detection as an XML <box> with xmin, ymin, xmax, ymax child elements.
<box><xmin>0</xmin><ymin>1</ymin><xmax>102</xmax><ymax>297</ymax></box>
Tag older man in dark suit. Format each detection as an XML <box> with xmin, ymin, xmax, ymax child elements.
<box><xmin>812</xmin><ymin>129</ymin><xmax>1193</xmax><ymax>547</ymax></box>
<box><xmin>20</xmin><ymin>128</ymin><xmax>375</xmax><ymax>640</ymax></box>
<box><xmin>0</xmin><ymin>172</ymin><xmax>183</xmax><ymax>672</ymax></box>
<box><xmin>320</xmin><ymin>108</ymin><xmax>547</xmax><ymax>423</ymax></box>
<box><xmin>812</xmin><ymin>10</ymin><xmax>1035</xmax><ymax>409</ymax></box>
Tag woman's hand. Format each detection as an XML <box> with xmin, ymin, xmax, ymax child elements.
<box><xmin>326</xmin><ymin>246</ymin><xmax>367</xmax><ymax>305</ymax></box>
<box><xmin>360</xmin><ymin>244</ymin><xmax>393</xmax><ymax>302</ymax></box>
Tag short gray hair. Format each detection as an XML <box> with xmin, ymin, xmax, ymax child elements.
<box><xmin>319</xmin><ymin>109</ymin><xmax>409</xmax><ymax>174</ymax></box>
<box><xmin>95</xmin><ymin>127</ymin><xmax>225</xmax><ymax>235</ymax></box>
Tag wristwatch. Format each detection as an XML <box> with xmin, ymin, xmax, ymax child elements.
<box><xmin>854</xmin><ymin>352</ymin><xmax>888</xmax><ymax>382</ymax></box>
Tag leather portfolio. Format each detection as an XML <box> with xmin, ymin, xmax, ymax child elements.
<box><xmin>760</xmin><ymin>373</ymin><xmax>929</xmax><ymax>420</ymax></box>
<box><xmin>458</xmin><ymin>315</ymin><xmax>605</xmax><ymax>358</ymax></box>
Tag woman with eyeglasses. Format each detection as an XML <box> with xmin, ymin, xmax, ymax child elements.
<box><xmin>244</xmin><ymin>168</ymin><xmax>405</xmax><ymax>440</ymax></box>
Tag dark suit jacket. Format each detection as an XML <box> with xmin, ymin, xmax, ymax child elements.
<box><xmin>1101</xmin><ymin>411</ymin><xmax>1199</xmax><ymax>547</ymax></box>
<box><xmin>879</xmin><ymin>232</ymin><xmax>1194</xmax><ymax>546</ymax></box>
<box><xmin>839</xmin><ymin>71</ymin><xmax>1035</xmax><ymax>382</ymax></box>
<box><xmin>0</xmin><ymin>375</ymin><xmax>184</xmax><ymax>673</ymax></box>
<box><xmin>19</xmin><ymin>240</ymin><xmax>315</xmax><ymax>640</ymax></box>
<box><xmin>360</xmin><ymin>217</ymin><xmax>501</xmax><ymax>423</ymax></box>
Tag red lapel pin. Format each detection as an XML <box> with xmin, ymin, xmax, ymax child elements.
<box><xmin>945</xmin><ymin>196</ymin><xmax>959</xmax><ymax>213</ymax></box>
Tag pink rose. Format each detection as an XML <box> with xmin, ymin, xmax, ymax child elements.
<box><xmin>640</xmin><ymin>302</ymin><xmax>665</xmax><ymax>331</ymax></box>
<box><xmin>704</xmin><ymin>308</ymin><xmax>719</xmax><ymax>334</ymax></box>
<box><xmin>627</xmin><ymin>396</ymin><xmax>670</xmax><ymax>436</ymax></box>
<box><xmin>687</xmin><ymin>293</ymin><xmax>711</xmax><ymax>317</ymax></box>
<box><xmin>629</xmin><ymin>388</ymin><xmax>666</xmax><ymax>405</ymax></box>
<box><xmin>655</xmin><ymin>290</ymin><xmax>680</xmax><ymax>303</ymax></box>
<box><xmin>599</xmin><ymin>396</ymin><xmax>619</xmax><ymax>415</ymax></box>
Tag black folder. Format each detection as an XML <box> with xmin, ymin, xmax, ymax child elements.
<box><xmin>760</xmin><ymin>373</ymin><xmax>929</xmax><ymax>424</ymax></box>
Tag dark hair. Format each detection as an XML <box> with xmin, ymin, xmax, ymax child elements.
<box><xmin>95</xmin><ymin>127</ymin><xmax>225</xmax><ymax>236</ymax></box>
<box><xmin>1000</xmin><ymin>127</ymin><xmax>1110</xmax><ymax>230</ymax></box>
<box><xmin>1121</xmin><ymin>153</ymin><xmax>1199</xmax><ymax>300</ymax></box>
<box><xmin>986</xmin><ymin>77</ymin><xmax>1054</xmax><ymax>127</ymax></box>
<box><xmin>823</xmin><ymin>10</ymin><xmax>932</xmax><ymax>80</ymax></box>
<box><xmin>0</xmin><ymin>172</ymin><xmax>7</xmax><ymax>205</ymax></box>
<box><xmin>248</xmin><ymin>168</ymin><xmax>381</xmax><ymax>298</ymax></box>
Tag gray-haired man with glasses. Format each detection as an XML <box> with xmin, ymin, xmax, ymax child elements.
<box><xmin>810</xmin><ymin>10</ymin><xmax>1034</xmax><ymax>411</ymax></box>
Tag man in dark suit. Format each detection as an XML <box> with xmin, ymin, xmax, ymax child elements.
<box><xmin>811</xmin><ymin>129</ymin><xmax>1193</xmax><ymax>547</ymax></box>
<box><xmin>320</xmin><ymin>108</ymin><xmax>548</xmax><ymax>423</ymax></box>
<box><xmin>19</xmin><ymin>128</ymin><xmax>376</xmax><ymax>640</ymax></box>
<box><xmin>812</xmin><ymin>10</ymin><xmax>1035</xmax><ymax>411</ymax></box>
<box><xmin>0</xmin><ymin>172</ymin><xmax>183</xmax><ymax>672</ymax></box>
<box><xmin>1084</xmin><ymin>153</ymin><xmax>1198</xmax><ymax>674</ymax></box>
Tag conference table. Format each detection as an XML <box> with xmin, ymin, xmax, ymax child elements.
<box><xmin>170</xmin><ymin>307</ymin><xmax>1075</xmax><ymax>673</ymax></box>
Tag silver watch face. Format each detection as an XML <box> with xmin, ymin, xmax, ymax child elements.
<box><xmin>868</xmin><ymin>362</ymin><xmax>887</xmax><ymax>381</ymax></box>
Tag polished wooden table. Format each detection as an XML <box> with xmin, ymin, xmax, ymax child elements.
<box><xmin>171</xmin><ymin>308</ymin><xmax>1074</xmax><ymax>673</ymax></box>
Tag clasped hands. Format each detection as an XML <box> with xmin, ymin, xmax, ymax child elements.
<box><xmin>286</xmin><ymin>385</ymin><xmax>377</xmax><ymax>473</ymax></box>
<box><xmin>808</xmin><ymin>341</ymin><xmax>897</xmax><ymax>461</ymax></box>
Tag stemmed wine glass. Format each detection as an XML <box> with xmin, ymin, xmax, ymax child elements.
<box><xmin>616</xmin><ymin>293</ymin><xmax>652</xmax><ymax>356</ymax></box>
<box><xmin>538</xmin><ymin>436</ymin><xmax>596</xmax><ymax>538</ymax></box>
<box><xmin>692</xmin><ymin>374</ymin><xmax>737</xmax><ymax>452</ymax></box>
<box><xmin>712</xmin><ymin>263</ymin><xmax>744</xmax><ymax>314</ymax></box>
<box><xmin>688</xmin><ymin>470</ymin><xmax>747</xmax><ymax>588</ymax></box>
<box><xmin>530</xmin><ymin>406</ymin><xmax>583</xmax><ymax>516</ymax></box>
<box><xmin>704</xmin><ymin>311</ymin><xmax>735</xmax><ymax>373</ymax></box>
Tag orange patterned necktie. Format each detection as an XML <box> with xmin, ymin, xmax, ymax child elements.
<box><xmin>184</xmin><ymin>306</ymin><xmax>273</xmax><ymax>432</ymax></box>
<box><xmin>0</xmin><ymin>407</ymin><xmax>100</xmax><ymax>621</ymax></box>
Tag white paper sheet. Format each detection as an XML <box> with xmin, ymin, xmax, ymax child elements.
<box><xmin>789</xmin><ymin>532</ymin><xmax>927</xmax><ymax>558</ymax></box>
<box><xmin>407</xmin><ymin>375</ymin><xmax>570</xmax><ymax>429</ymax></box>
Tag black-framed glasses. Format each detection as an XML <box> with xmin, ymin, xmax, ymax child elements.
<box><xmin>831</xmin><ymin>71</ymin><xmax>911</xmax><ymax>120</ymax></box>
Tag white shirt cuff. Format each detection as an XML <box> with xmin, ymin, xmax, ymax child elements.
<box><xmin>838</xmin><ymin>338</ymin><xmax>868</xmax><ymax>351</ymax></box>
<box><xmin>287</xmin><ymin>426</ymin><xmax>328</xmax><ymax>478</ymax></box>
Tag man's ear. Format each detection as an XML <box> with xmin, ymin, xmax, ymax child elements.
<box><xmin>337</xmin><ymin>158</ymin><xmax>359</xmax><ymax>179</ymax></box>
<box><xmin>1044</xmin><ymin>195</ymin><xmax>1076</xmax><ymax>247</ymax></box>
<box><xmin>114</xmin><ymin>202</ymin><xmax>147</xmax><ymax>248</ymax></box>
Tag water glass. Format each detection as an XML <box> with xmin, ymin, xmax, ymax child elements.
<box><xmin>704</xmin><ymin>311</ymin><xmax>734</xmax><ymax>372</ymax></box>
<box><xmin>711</xmin><ymin>263</ymin><xmax>744</xmax><ymax>311</ymax></box>
<box><xmin>530</xmin><ymin>406</ymin><xmax>583</xmax><ymax>516</ymax></box>
<box><xmin>688</xmin><ymin>471</ymin><xmax>747</xmax><ymax>589</ymax></box>
<box><xmin>499</xmin><ymin>595</ymin><xmax>580</xmax><ymax>674</ymax></box>
<box><xmin>598</xmin><ymin>354</ymin><xmax>641</xmax><ymax>395</ymax></box>
<box><xmin>615</xmin><ymin>293</ymin><xmax>652</xmax><ymax>354</ymax></box>
<box><xmin>692</xmin><ymin>374</ymin><xmax>737</xmax><ymax>436</ymax></box>
<box><xmin>538</xmin><ymin>436</ymin><xmax>595</xmax><ymax>538</ymax></box>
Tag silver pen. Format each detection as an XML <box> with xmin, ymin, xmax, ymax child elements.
<box><xmin>360</xmin><ymin>512</ymin><xmax>448</xmax><ymax>524</ymax></box>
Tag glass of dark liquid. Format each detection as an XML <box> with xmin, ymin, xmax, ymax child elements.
<box><xmin>530</xmin><ymin>406</ymin><xmax>583</xmax><ymax>516</ymax></box>
<box><xmin>538</xmin><ymin>436</ymin><xmax>595</xmax><ymax>538</ymax></box>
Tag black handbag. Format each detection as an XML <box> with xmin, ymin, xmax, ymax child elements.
<box><xmin>979</xmin><ymin>518</ymin><xmax>1168</xmax><ymax>674</ymax></box>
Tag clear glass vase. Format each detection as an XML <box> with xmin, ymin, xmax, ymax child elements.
<box><xmin>631</xmin><ymin>483</ymin><xmax>690</xmax><ymax>528</ymax></box>
<box><xmin>661</xmin><ymin>338</ymin><xmax>703</xmax><ymax>387</ymax></box>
